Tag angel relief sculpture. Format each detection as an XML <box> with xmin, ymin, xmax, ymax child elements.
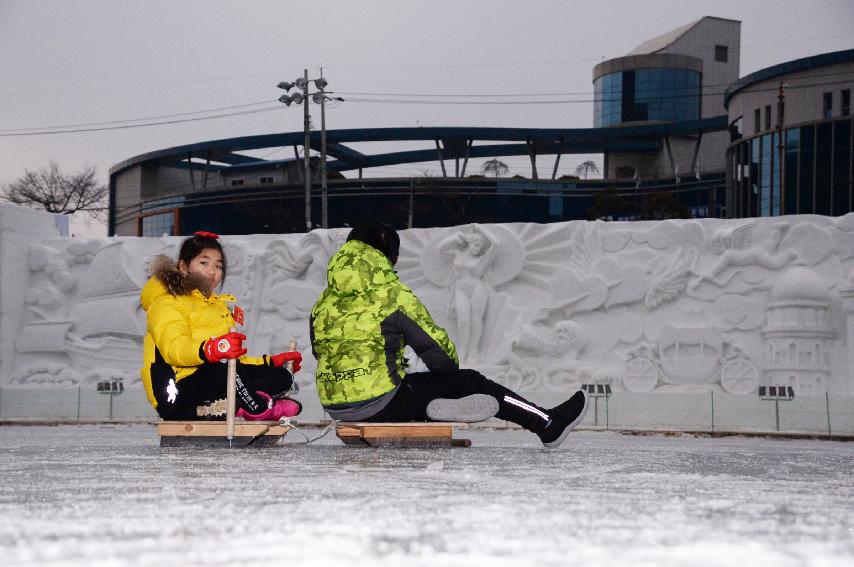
<box><xmin>248</xmin><ymin>230</ymin><xmax>346</xmax><ymax>353</ymax></box>
<box><xmin>644</xmin><ymin>249</ymin><xmax>697</xmax><ymax>309</ymax></box>
<box><xmin>692</xmin><ymin>222</ymin><xmax>795</xmax><ymax>288</ymax></box>
<box><xmin>545</xmin><ymin>223</ymin><xmax>697</xmax><ymax>317</ymax></box>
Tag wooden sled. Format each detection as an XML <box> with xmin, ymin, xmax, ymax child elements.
<box><xmin>157</xmin><ymin>421</ymin><xmax>291</xmax><ymax>447</ymax></box>
<box><xmin>335</xmin><ymin>422</ymin><xmax>471</xmax><ymax>448</ymax></box>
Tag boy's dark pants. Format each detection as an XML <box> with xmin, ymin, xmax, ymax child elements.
<box><xmin>365</xmin><ymin>369</ymin><xmax>549</xmax><ymax>432</ymax></box>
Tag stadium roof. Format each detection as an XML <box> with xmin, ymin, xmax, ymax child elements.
<box><xmin>110</xmin><ymin>117</ymin><xmax>728</xmax><ymax>176</ymax></box>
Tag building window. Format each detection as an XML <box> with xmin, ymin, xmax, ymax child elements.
<box><xmin>760</xmin><ymin>134</ymin><xmax>772</xmax><ymax>216</ymax></box>
<box><xmin>259</xmin><ymin>176</ymin><xmax>274</xmax><ymax>184</ymax></box>
<box><xmin>823</xmin><ymin>92</ymin><xmax>833</xmax><ymax>118</ymax></box>
<box><xmin>798</xmin><ymin>125</ymin><xmax>815</xmax><ymax>214</ymax></box>
<box><xmin>842</xmin><ymin>89</ymin><xmax>851</xmax><ymax>116</ymax></box>
<box><xmin>230</xmin><ymin>179</ymin><xmax>244</xmax><ymax>187</ymax></box>
<box><xmin>764</xmin><ymin>105</ymin><xmax>772</xmax><ymax>131</ymax></box>
<box><xmin>715</xmin><ymin>45</ymin><xmax>728</xmax><ymax>62</ymax></box>
<box><xmin>140</xmin><ymin>211</ymin><xmax>177</xmax><ymax>237</ymax></box>
<box><xmin>815</xmin><ymin>122</ymin><xmax>832</xmax><ymax>214</ymax></box>
<box><xmin>729</xmin><ymin>116</ymin><xmax>743</xmax><ymax>141</ymax></box>
<box><xmin>832</xmin><ymin>119</ymin><xmax>851</xmax><ymax>214</ymax></box>
<box><xmin>754</xmin><ymin>108</ymin><xmax>761</xmax><ymax>134</ymax></box>
<box><xmin>783</xmin><ymin>128</ymin><xmax>799</xmax><ymax>215</ymax></box>
<box><xmin>593</xmin><ymin>67</ymin><xmax>699</xmax><ymax>126</ymax></box>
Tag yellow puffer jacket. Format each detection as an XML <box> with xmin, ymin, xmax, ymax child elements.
<box><xmin>140</xmin><ymin>255</ymin><xmax>263</xmax><ymax>409</ymax></box>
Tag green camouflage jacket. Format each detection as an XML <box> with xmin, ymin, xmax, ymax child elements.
<box><xmin>310</xmin><ymin>239</ymin><xmax>459</xmax><ymax>407</ymax></box>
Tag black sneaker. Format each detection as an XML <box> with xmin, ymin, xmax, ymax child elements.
<box><xmin>426</xmin><ymin>394</ymin><xmax>499</xmax><ymax>423</ymax></box>
<box><xmin>537</xmin><ymin>390</ymin><xmax>589</xmax><ymax>448</ymax></box>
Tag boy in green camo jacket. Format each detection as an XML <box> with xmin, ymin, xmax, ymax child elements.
<box><xmin>310</xmin><ymin>220</ymin><xmax>589</xmax><ymax>448</ymax></box>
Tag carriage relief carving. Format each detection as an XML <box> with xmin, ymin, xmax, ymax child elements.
<box><xmin>623</xmin><ymin>326</ymin><xmax>759</xmax><ymax>394</ymax></box>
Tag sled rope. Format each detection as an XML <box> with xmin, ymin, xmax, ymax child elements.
<box><xmin>279</xmin><ymin>417</ymin><xmax>340</xmax><ymax>445</ymax></box>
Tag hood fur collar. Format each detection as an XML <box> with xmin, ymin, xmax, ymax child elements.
<box><xmin>148</xmin><ymin>254</ymin><xmax>214</xmax><ymax>297</ymax></box>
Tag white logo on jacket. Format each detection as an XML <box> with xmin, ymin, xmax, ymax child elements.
<box><xmin>166</xmin><ymin>379</ymin><xmax>179</xmax><ymax>404</ymax></box>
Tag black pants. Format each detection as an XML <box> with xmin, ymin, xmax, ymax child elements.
<box><xmin>155</xmin><ymin>360</ymin><xmax>293</xmax><ymax>421</ymax></box>
<box><xmin>366</xmin><ymin>369</ymin><xmax>551</xmax><ymax>433</ymax></box>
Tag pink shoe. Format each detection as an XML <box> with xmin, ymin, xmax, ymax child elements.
<box><xmin>272</xmin><ymin>397</ymin><xmax>302</xmax><ymax>418</ymax></box>
<box><xmin>237</xmin><ymin>392</ymin><xmax>302</xmax><ymax>421</ymax></box>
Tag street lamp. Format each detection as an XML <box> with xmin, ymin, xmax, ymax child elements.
<box><xmin>277</xmin><ymin>70</ymin><xmax>341</xmax><ymax>230</ymax></box>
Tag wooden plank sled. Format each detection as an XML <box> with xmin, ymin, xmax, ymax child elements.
<box><xmin>336</xmin><ymin>422</ymin><xmax>471</xmax><ymax>448</ymax></box>
<box><xmin>158</xmin><ymin>421</ymin><xmax>291</xmax><ymax>447</ymax></box>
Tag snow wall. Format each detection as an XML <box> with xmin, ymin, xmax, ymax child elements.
<box><xmin>2</xmin><ymin>203</ymin><xmax>854</xmax><ymax>427</ymax></box>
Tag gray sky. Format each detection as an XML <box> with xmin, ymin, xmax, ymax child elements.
<box><xmin>1</xmin><ymin>0</ymin><xmax>853</xmax><ymax>186</ymax></box>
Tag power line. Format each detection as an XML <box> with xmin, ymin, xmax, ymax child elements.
<box><xmin>744</xmin><ymin>32</ymin><xmax>854</xmax><ymax>48</ymax></box>
<box><xmin>3</xmin><ymin>73</ymin><xmax>852</xmax><ymax>137</ymax></box>
<box><xmin>338</xmin><ymin>77</ymin><xmax>854</xmax><ymax>106</ymax></box>
<box><xmin>332</xmin><ymin>70</ymin><xmax>854</xmax><ymax>100</ymax></box>
<box><xmin>332</xmin><ymin>84</ymin><xmax>726</xmax><ymax>98</ymax></box>
<box><xmin>0</xmin><ymin>72</ymin><xmax>297</xmax><ymax>98</ymax></box>
<box><xmin>0</xmin><ymin>105</ymin><xmax>286</xmax><ymax>137</ymax></box>
<box><xmin>0</xmin><ymin>100</ymin><xmax>276</xmax><ymax>133</ymax></box>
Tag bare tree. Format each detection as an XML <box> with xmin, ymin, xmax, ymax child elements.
<box><xmin>2</xmin><ymin>161</ymin><xmax>108</xmax><ymax>217</ymax></box>
<box><xmin>481</xmin><ymin>158</ymin><xmax>509</xmax><ymax>178</ymax></box>
<box><xmin>641</xmin><ymin>192</ymin><xmax>691</xmax><ymax>221</ymax></box>
<box><xmin>575</xmin><ymin>160</ymin><xmax>600</xmax><ymax>180</ymax></box>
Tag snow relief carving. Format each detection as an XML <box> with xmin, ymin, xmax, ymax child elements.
<box><xmin>3</xmin><ymin>212</ymin><xmax>854</xmax><ymax>396</ymax></box>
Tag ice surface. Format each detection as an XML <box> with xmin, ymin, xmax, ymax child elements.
<box><xmin>0</xmin><ymin>425</ymin><xmax>851</xmax><ymax>567</ymax></box>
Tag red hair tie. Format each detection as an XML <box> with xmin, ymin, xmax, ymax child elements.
<box><xmin>194</xmin><ymin>231</ymin><xmax>219</xmax><ymax>239</ymax></box>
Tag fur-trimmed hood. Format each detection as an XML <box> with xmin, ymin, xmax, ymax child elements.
<box><xmin>140</xmin><ymin>255</ymin><xmax>216</xmax><ymax>312</ymax></box>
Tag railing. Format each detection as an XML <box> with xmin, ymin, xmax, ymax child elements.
<box><xmin>0</xmin><ymin>387</ymin><xmax>851</xmax><ymax>438</ymax></box>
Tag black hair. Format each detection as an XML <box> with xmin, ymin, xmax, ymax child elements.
<box><xmin>346</xmin><ymin>220</ymin><xmax>400</xmax><ymax>265</ymax></box>
<box><xmin>177</xmin><ymin>233</ymin><xmax>227</xmax><ymax>287</ymax></box>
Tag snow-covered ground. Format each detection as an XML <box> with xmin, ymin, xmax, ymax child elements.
<box><xmin>0</xmin><ymin>425</ymin><xmax>851</xmax><ymax>567</ymax></box>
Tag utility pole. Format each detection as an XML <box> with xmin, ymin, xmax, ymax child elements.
<box><xmin>777</xmin><ymin>81</ymin><xmax>786</xmax><ymax>215</ymax></box>
<box><xmin>302</xmin><ymin>69</ymin><xmax>311</xmax><ymax>232</ymax></box>
<box><xmin>278</xmin><ymin>72</ymin><xmax>342</xmax><ymax>231</ymax></box>
<box><xmin>319</xmin><ymin>68</ymin><xmax>328</xmax><ymax>229</ymax></box>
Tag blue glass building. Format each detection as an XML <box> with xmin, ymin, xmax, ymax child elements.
<box><xmin>590</xmin><ymin>18</ymin><xmax>737</xmax><ymax>185</ymax></box>
<box><xmin>594</xmin><ymin>67</ymin><xmax>701</xmax><ymax>127</ymax></box>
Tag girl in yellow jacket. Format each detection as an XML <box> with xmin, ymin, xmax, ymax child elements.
<box><xmin>140</xmin><ymin>231</ymin><xmax>302</xmax><ymax>421</ymax></box>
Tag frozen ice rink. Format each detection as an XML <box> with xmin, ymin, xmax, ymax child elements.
<box><xmin>0</xmin><ymin>425</ymin><xmax>851</xmax><ymax>567</ymax></box>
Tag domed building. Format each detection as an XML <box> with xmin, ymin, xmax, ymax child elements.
<box><xmin>762</xmin><ymin>267</ymin><xmax>837</xmax><ymax>395</ymax></box>
<box><xmin>725</xmin><ymin>49</ymin><xmax>854</xmax><ymax>217</ymax></box>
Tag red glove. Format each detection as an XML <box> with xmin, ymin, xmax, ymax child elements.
<box><xmin>203</xmin><ymin>332</ymin><xmax>247</xmax><ymax>363</ymax></box>
<box><xmin>268</xmin><ymin>351</ymin><xmax>302</xmax><ymax>373</ymax></box>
